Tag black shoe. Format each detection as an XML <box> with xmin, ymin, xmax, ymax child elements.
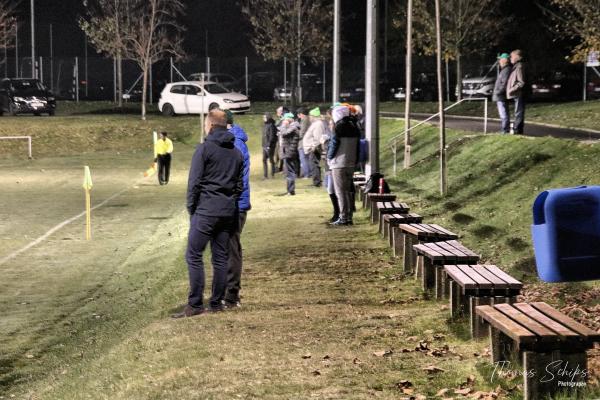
<box><xmin>223</xmin><ymin>300</ymin><xmax>241</xmax><ymax>309</ymax></box>
<box><xmin>329</xmin><ymin>214</ymin><xmax>340</xmax><ymax>223</ymax></box>
<box><xmin>330</xmin><ymin>218</ymin><xmax>350</xmax><ymax>226</ymax></box>
<box><xmin>171</xmin><ymin>305</ymin><xmax>205</xmax><ymax>318</ymax></box>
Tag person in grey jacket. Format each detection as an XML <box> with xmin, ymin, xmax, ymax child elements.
<box><xmin>492</xmin><ymin>53</ymin><xmax>512</xmax><ymax>134</ymax></box>
<box><xmin>327</xmin><ymin>105</ymin><xmax>360</xmax><ymax>226</ymax></box>
<box><xmin>280</xmin><ymin>113</ymin><xmax>301</xmax><ymax>195</ymax></box>
<box><xmin>507</xmin><ymin>49</ymin><xmax>526</xmax><ymax>134</ymax></box>
<box><xmin>303</xmin><ymin>107</ymin><xmax>327</xmax><ymax>187</ymax></box>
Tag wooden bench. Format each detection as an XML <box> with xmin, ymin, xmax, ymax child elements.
<box><xmin>352</xmin><ymin>173</ymin><xmax>366</xmax><ymax>182</ymax></box>
<box><xmin>476</xmin><ymin>302</ymin><xmax>600</xmax><ymax>400</ymax></box>
<box><xmin>443</xmin><ymin>264</ymin><xmax>522</xmax><ymax>338</ymax></box>
<box><xmin>396</xmin><ymin>224</ymin><xmax>458</xmax><ymax>273</ymax></box>
<box><xmin>372</xmin><ymin>201</ymin><xmax>410</xmax><ymax>225</ymax></box>
<box><xmin>385</xmin><ymin>214</ymin><xmax>424</xmax><ymax>253</ymax></box>
<box><xmin>355</xmin><ymin>183</ymin><xmax>366</xmax><ymax>202</ymax></box>
<box><xmin>413</xmin><ymin>241</ymin><xmax>480</xmax><ymax>298</ymax></box>
<box><xmin>363</xmin><ymin>193</ymin><xmax>396</xmax><ymax>211</ymax></box>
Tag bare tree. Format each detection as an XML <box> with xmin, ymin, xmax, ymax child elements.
<box><xmin>0</xmin><ymin>0</ymin><xmax>18</xmax><ymax>67</ymax></box>
<box><xmin>393</xmin><ymin>0</ymin><xmax>507</xmax><ymax>100</ymax></box>
<box><xmin>80</xmin><ymin>0</ymin><xmax>130</xmax><ymax>108</ymax></box>
<box><xmin>122</xmin><ymin>0</ymin><xmax>184</xmax><ymax>120</ymax></box>
<box><xmin>242</xmin><ymin>0</ymin><xmax>333</xmax><ymax>106</ymax></box>
<box><xmin>541</xmin><ymin>0</ymin><xmax>600</xmax><ymax>62</ymax></box>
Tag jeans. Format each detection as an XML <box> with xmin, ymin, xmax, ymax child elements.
<box><xmin>308</xmin><ymin>148</ymin><xmax>322</xmax><ymax>187</ymax></box>
<box><xmin>496</xmin><ymin>101</ymin><xmax>510</xmax><ymax>133</ymax></box>
<box><xmin>298</xmin><ymin>148</ymin><xmax>310</xmax><ymax>178</ymax></box>
<box><xmin>262</xmin><ymin>147</ymin><xmax>276</xmax><ymax>178</ymax></box>
<box><xmin>157</xmin><ymin>153</ymin><xmax>171</xmax><ymax>184</ymax></box>
<box><xmin>225</xmin><ymin>211</ymin><xmax>247</xmax><ymax>304</ymax></box>
<box><xmin>331</xmin><ymin>167</ymin><xmax>354</xmax><ymax>222</ymax></box>
<box><xmin>514</xmin><ymin>97</ymin><xmax>525</xmax><ymax>134</ymax></box>
<box><xmin>283</xmin><ymin>157</ymin><xmax>299</xmax><ymax>194</ymax></box>
<box><xmin>185</xmin><ymin>214</ymin><xmax>236</xmax><ymax>309</ymax></box>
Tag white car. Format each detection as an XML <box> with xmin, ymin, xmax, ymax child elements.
<box><xmin>158</xmin><ymin>81</ymin><xmax>251</xmax><ymax>116</ymax></box>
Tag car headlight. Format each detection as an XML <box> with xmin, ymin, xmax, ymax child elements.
<box><xmin>48</xmin><ymin>97</ymin><xmax>55</xmax><ymax>101</ymax></box>
<box><xmin>13</xmin><ymin>97</ymin><xmax>25</xmax><ymax>102</ymax></box>
<box><xmin>532</xmin><ymin>84</ymin><xmax>538</xmax><ymax>89</ymax></box>
<box><xmin>223</xmin><ymin>99</ymin><xmax>234</xmax><ymax>103</ymax></box>
<box><xmin>552</xmin><ymin>84</ymin><xmax>561</xmax><ymax>89</ymax></box>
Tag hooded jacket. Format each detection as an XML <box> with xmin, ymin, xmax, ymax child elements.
<box><xmin>280</xmin><ymin>121</ymin><xmax>301</xmax><ymax>159</ymax></box>
<box><xmin>230</xmin><ymin>124</ymin><xmax>252</xmax><ymax>212</ymax></box>
<box><xmin>507</xmin><ymin>61</ymin><xmax>526</xmax><ymax>99</ymax></box>
<box><xmin>327</xmin><ymin>107</ymin><xmax>360</xmax><ymax>169</ymax></box>
<box><xmin>187</xmin><ymin>127</ymin><xmax>244</xmax><ymax>217</ymax></box>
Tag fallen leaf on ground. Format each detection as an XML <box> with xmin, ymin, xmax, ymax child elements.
<box><xmin>423</xmin><ymin>365</ymin><xmax>445</xmax><ymax>374</ymax></box>
<box><xmin>302</xmin><ymin>354</ymin><xmax>312</xmax><ymax>359</ymax></box>
<box><xmin>373</xmin><ymin>350</ymin><xmax>393</xmax><ymax>357</ymax></box>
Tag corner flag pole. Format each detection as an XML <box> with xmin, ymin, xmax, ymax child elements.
<box><xmin>83</xmin><ymin>166</ymin><xmax>93</xmax><ymax>240</ymax></box>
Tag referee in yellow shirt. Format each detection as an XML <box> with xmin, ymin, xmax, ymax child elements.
<box><xmin>155</xmin><ymin>132</ymin><xmax>174</xmax><ymax>185</ymax></box>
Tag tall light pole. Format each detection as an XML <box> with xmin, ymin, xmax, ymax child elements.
<box><xmin>332</xmin><ymin>0</ymin><xmax>341</xmax><ymax>103</ymax></box>
<box><xmin>365</xmin><ymin>0</ymin><xmax>379</xmax><ymax>176</ymax></box>
<box><xmin>435</xmin><ymin>0</ymin><xmax>447</xmax><ymax>195</ymax></box>
<box><xmin>30</xmin><ymin>0</ymin><xmax>35</xmax><ymax>79</ymax></box>
<box><xmin>404</xmin><ymin>0</ymin><xmax>413</xmax><ymax>169</ymax></box>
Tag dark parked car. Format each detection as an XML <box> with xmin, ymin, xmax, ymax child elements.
<box><xmin>0</xmin><ymin>78</ymin><xmax>56</xmax><ymax>116</ymax></box>
<box><xmin>587</xmin><ymin>77</ymin><xmax>600</xmax><ymax>99</ymax></box>
<box><xmin>232</xmin><ymin>71</ymin><xmax>279</xmax><ymax>101</ymax></box>
<box><xmin>390</xmin><ymin>73</ymin><xmax>437</xmax><ymax>102</ymax></box>
<box><xmin>530</xmin><ymin>71</ymin><xmax>580</xmax><ymax>101</ymax></box>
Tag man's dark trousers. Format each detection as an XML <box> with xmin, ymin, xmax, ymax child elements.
<box><xmin>284</xmin><ymin>157</ymin><xmax>299</xmax><ymax>194</ymax></box>
<box><xmin>308</xmin><ymin>148</ymin><xmax>322</xmax><ymax>186</ymax></box>
<box><xmin>186</xmin><ymin>214</ymin><xmax>235</xmax><ymax>310</ymax></box>
<box><xmin>514</xmin><ymin>97</ymin><xmax>525</xmax><ymax>134</ymax></box>
<box><xmin>225</xmin><ymin>211</ymin><xmax>247</xmax><ymax>304</ymax></box>
<box><xmin>262</xmin><ymin>147</ymin><xmax>276</xmax><ymax>178</ymax></box>
<box><xmin>157</xmin><ymin>153</ymin><xmax>171</xmax><ymax>184</ymax></box>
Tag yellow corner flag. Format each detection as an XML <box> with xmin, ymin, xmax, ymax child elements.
<box><xmin>83</xmin><ymin>166</ymin><xmax>93</xmax><ymax>240</ymax></box>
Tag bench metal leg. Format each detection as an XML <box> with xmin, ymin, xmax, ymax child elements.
<box><xmin>442</xmin><ymin>270</ymin><xmax>450</xmax><ymax>299</ymax></box>
<box><xmin>392</xmin><ymin>228</ymin><xmax>404</xmax><ymax>258</ymax></box>
<box><xmin>489</xmin><ymin>326</ymin><xmax>515</xmax><ymax>363</ymax></box>
<box><xmin>370</xmin><ymin>206</ymin><xmax>378</xmax><ymax>224</ymax></box>
<box><xmin>421</xmin><ymin>258</ymin><xmax>435</xmax><ymax>292</ymax></box>
<box><xmin>470</xmin><ymin>296</ymin><xmax>491</xmax><ymax>338</ymax></box>
<box><xmin>435</xmin><ymin>266</ymin><xmax>444</xmax><ymax>300</ymax></box>
<box><xmin>415</xmin><ymin>255</ymin><xmax>422</xmax><ymax>280</ymax></box>
<box><xmin>449</xmin><ymin>280</ymin><xmax>465</xmax><ymax>318</ymax></box>
<box><xmin>379</xmin><ymin>213</ymin><xmax>386</xmax><ymax>235</ymax></box>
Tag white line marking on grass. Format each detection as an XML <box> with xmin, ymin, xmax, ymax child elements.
<box><xmin>0</xmin><ymin>185</ymin><xmax>135</xmax><ymax>267</ymax></box>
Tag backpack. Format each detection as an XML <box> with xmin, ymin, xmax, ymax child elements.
<box><xmin>363</xmin><ymin>173</ymin><xmax>390</xmax><ymax>194</ymax></box>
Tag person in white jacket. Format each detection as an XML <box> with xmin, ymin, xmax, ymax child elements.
<box><xmin>303</xmin><ymin>107</ymin><xmax>328</xmax><ymax>187</ymax></box>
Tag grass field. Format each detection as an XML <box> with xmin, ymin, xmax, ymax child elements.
<box><xmin>1</xmin><ymin>103</ymin><xmax>600</xmax><ymax>399</ymax></box>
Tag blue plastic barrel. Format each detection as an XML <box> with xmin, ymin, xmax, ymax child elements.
<box><xmin>532</xmin><ymin>185</ymin><xmax>600</xmax><ymax>282</ymax></box>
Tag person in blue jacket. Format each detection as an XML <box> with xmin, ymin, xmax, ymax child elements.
<box><xmin>225</xmin><ymin>110</ymin><xmax>251</xmax><ymax>307</ymax></box>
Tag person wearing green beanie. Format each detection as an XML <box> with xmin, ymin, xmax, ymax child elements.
<box><xmin>493</xmin><ymin>53</ymin><xmax>513</xmax><ymax>134</ymax></box>
<box><xmin>303</xmin><ymin>107</ymin><xmax>327</xmax><ymax>187</ymax></box>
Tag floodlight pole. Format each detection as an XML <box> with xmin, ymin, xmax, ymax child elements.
<box><xmin>435</xmin><ymin>0</ymin><xmax>447</xmax><ymax>195</ymax></box>
<box><xmin>365</xmin><ymin>0</ymin><xmax>379</xmax><ymax>176</ymax></box>
<box><xmin>30</xmin><ymin>0</ymin><xmax>35</xmax><ymax>78</ymax></box>
<box><xmin>403</xmin><ymin>0</ymin><xmax>413</xmax><ymax>169</ymax></box>
<box><xmin>332</xmin><ymin>0</ymin><xmax>341</xmax><ymax>103</ymax></box>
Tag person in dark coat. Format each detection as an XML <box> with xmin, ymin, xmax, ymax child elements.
<box><xmin>492</xmin><ymin>53</ymin><xmax>512</xmax><ymax>134</ymax></box>
<box><xmin>172</xmin><ymin>109</ymin><xmax>244</xmax><ymax>318</ymax></box>
<box><xmin>279</xmin><ymin>112</ymin><xmax>301</xmax><ymax>196</ymax></box>
<box><xmin>262</xmin><ymin>112</ymin><xmax>278</xmax><ymax>179</ymax></box>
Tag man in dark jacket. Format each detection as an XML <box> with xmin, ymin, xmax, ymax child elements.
<box><xmin>262</xmin><ymin>112</ymin><xmax>278</xmax><ymax>179</ymax></box>
<box><xmin>280</xmin><ymin>112</ymin><xmax>301</xmax><ymax>196</ymax></box>
<box><xmin>225</xmin><ymin>111</ymin><xmax>251</xmax><ymax>308</ymax></box>
<box><xmin>507</xmin><ymin>49</ymin><xmax>526</xmax><ymax>134</ymax></box>
<box><xmin>173</xmin><ymin>109</ymin><xmax>244</xmax><ymax>318</ymax></box>
<box><xmin>492</xmin><ymin>53</ymin><xmax>512</xmax><ymax>134</ymax></box>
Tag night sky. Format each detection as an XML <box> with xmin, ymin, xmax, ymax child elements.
<box><xmin>11</xmin><ymin>0</ymin><xmax>572</xmax><ymax>70</ymax></box>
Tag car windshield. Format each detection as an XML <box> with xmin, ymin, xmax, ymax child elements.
<box><xmin>205</xmin><ymin>83</ymin><xmax>230</xmax><ymax>94</ymax></box>
<box><xmin>11</xmin><ymin>80</ymin><xmax>46</xmax><ymax>94</ymax></box>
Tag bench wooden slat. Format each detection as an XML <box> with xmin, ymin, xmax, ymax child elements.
<box><xmin>446</xmin><ymin>240</ymin><xmax>479</xmax><ymax>258</ymax></box>
<box><xmin>483</xmin><ymin>266</ymin><xmax>523</xmax><ymax>289</ymax></box>
<box><xmin>428</xmin><ymin>224</ymin><xmax>458</xmax><ymax>237</ymax></box>
<box><xmin>476</xmin><ymin>305</ymin><xmax>537</xmax><ymax>344</ymax></box>
<box><xmin>494</xmin><ymin>303</ymin><xmax>559</xmax><ymax>342</ymax></box>
<box><xmin>444</xmin><ymin>265</ymin><xmax>478</xmax><ymax>290</ymax></box>
<box><xmin>513</xmin><ymin>303</ymin><xmax>581</xmax><ymax>339</ymax></box>
<box><xmin>471</xmin><ymin>265</ymin><xmax>511</xmax><ymax>289</ymax></box>
<box><xmin>413</xmin><ymin>244</ymin><xmax>446</xmax><ymax>261</ymax></box>
<box><xmin>531</xmin><ymin>302</ymin><xmax>600</xmax><ymax>341</ymax></box>
<box><xmin>422</xmin><ymin>242</ymin><xmax>457</xmax><ymax>258</ymax></box>
<box><xmin>435</xmin><ymin>241</ymin><xmax>468</xmax><ymax>257</ymax></box>
<box><xmin>456</xmin><ymin>264</ymin><xmax>494</xmax><ymax>289</ymax></box>
<box><xmin>398</xmin><ymin>224</ymin><xmax>422</xmax><ymax>236</ymax></box>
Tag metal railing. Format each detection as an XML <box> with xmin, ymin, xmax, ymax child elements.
<box><xmin>0</xmin><ymin>136</ymin><xmax>33</xmax><ymax>159</ymax></box>
<box><xmin>388</xmin><ymin>97</ymin><xmax>489</xmax><ymax>175</ymax></box>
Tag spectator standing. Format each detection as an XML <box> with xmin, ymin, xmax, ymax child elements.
<box><xmin>297</xmin><ymin>108</ymin><xmax>311</xmax><ymax>178</ymax></box>
<box><xmin>155</xmin><ymin>132</ymin><xmax>173</xmax><ymax>185</ymax></box>
<box><xmin>328</xmin><ymin>106</ymin><xmax>360</xmax><ymax>226</ymax></box>
<box><xmin>507</xmin><ymin>49</ymin><xmax>526</xmax><ymax>134</ymax></box>
<box><xmin>172</xmin><ymin>109</ymin><xmax>244</xmax><ymax>318</ymax></box>
<box><xmin>493</xmin><ymin>53</ymin><xmax>512</xmax><ymax>134</ymax></box>
<box><xmin>262</xmin><ymin>112</ymin><xmax>278</xmax><ymax>179</ymax></box>
<box><xmin>225</xmin><ymin>110</ymin><xmax>251</xmax><ymax>308</ymax></box>
<box><xmin>280</xmin><ymin>112</ymin><xmax>301</xmax><ymax>196</ymax></box>
<box><xmin>303</xmin><ymin>107</ymin><xmax>327</xmax><ymax>187</ymax></box>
